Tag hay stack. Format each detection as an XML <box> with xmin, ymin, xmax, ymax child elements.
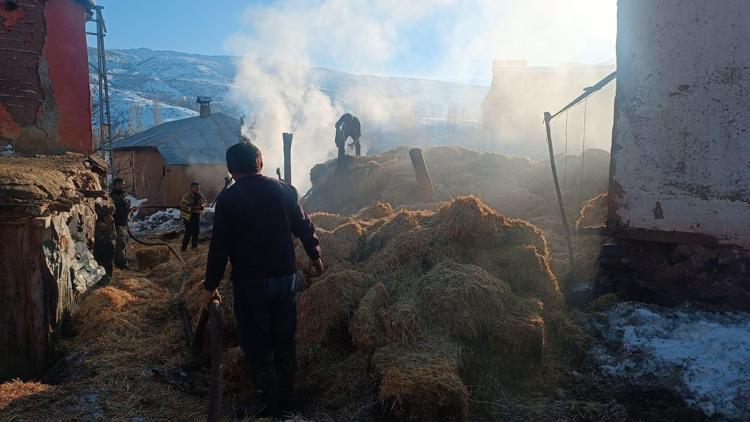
<box><xmin>308</xmin><ymin>211</ymin><xmax>351</xmax><ymax>231</ymax></box>
<box><xmin>374</xmin><ymin>346</ymin><xmax>469</xmax><ymax>422</ymax></box>
<box><xmin>297</xmin><ymin>269</ymin><xmax>377</xmax><ymax>346</ymax></box>
<box><xmin>356</xmin><ymin>202</ymin><xmax>395</xmax><ymax>220</ymax></box>
<box><xmin>0</xmin><ymin>380</ymin><xmax>51</xmax><ymax>410</ymax></box>
<box><xmin>176</xmin><ymin>196</ymin><xmax>577</xmax><ymax>420</ymax></box>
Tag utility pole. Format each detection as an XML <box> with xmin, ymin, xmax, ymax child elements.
<box><xmin>87</xmin><ymin>6</ymin><xmax>114</xmax><ymax>178</ymax></box>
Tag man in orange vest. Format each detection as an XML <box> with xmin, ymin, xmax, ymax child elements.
<box><xmin>180</xmin><ymin>181</ymin><xmax>207</xmax><ymax>252</ymax></box>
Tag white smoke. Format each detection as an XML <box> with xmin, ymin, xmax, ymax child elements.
<box><xmin>226</xmin><ymin>0</ymin><xmax>617</xmax><ymax>192</ymax></box>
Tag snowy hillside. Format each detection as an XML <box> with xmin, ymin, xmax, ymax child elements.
<box><xmin>90</xmin><ymin>48</ymin><xmax>488</xmax><ymax>137</ymax></box>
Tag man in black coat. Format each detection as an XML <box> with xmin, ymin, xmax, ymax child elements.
<box><xmin>110</xmin><ymin>178</ymin><xmax>130</xmax><ymax>269</ymax></box>
<box><xmin>202</xmin><ymin>140</ymin><xmax>323</xmax><ymax>417</ymax></box>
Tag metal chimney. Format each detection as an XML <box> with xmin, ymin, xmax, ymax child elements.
<box><xmin>196</xmin><ymin>96</ymin><xmax>212</xmax><ymax>118</ymax></box>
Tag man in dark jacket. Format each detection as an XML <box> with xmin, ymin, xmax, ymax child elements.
<box><xmin>179</xmin><ymin>181</ymin><xmax>207</xmax><ymax>252</ymax></box>
<box><xmin>334</xmin><ymin>113</ymin><xmax>362</xmax><ymax>159</ymax></box>
<box><xmin>110</xmin><ymin>178</ymin><xmax>130</xmax><ymax>269</ymax></box>
<box><xmin>202</xmin><ymin>140</ymin><xmax>323</xmax><ymax>417</ymax></box>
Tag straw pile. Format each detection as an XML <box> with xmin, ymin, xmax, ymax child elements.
<box><xmin>303</xmin><ymin>146</ymin><xmax>610</xmax><ymax>221</ymax></box>
<box><xmin>1</xmin><ymin>194</ymin><xmax>584</xmax><ymax>420</ymax></box>
<box><xmin>1</xmin><ymin>274</ymin><xmax>205</xmax><ymax>420</ymax></box>
<box><xmin>175</xmin><ymin>195</ymin><xmax>578</xmax><ymax>420</ymax></box>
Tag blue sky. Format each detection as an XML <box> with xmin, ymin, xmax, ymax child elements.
<box><xmin>91</xmin><ymin>0</ymin><xmax>616</xmax><ymax>82</ymax></box>
<box><xmin>92</xmin><ymin>0</ymin><xmax>256</xmax><ymax>56</ymax></box>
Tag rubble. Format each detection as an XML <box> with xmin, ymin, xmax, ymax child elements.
<box><xmin>591</xmin><ymin>302</ymin><xmax>750</xmax><ymax>420</ymax></box>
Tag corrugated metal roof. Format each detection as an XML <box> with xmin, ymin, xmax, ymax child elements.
<box><xmin>113</xmin><ymin>113</ymin><xmax>241</xmax><ymax>165</ymax></box>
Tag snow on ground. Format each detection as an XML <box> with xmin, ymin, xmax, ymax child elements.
<box><xmin>591</xmin><ymin>302</ymin><xmax>750</xmax><ymax>420</ymax></box>
<box><xmin>128</xmin><ymin>207</ymin><xmax>216</xmax><ymax>239</ymax></box>
<box><xmin>129</xmin><ymin>208</ymin><xmax>181</xmax><ymax>235</ymax></box>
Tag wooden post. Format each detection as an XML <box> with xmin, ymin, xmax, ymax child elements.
<box><xmin>544</xmin><ymin>112</ymin><xmax>575</xmax><ymax>272</ymax></box>
<box><xmin>409</xmin><ymin>148</ymin><xmax>435</xmax><ymax>201</ymax></box>
<box><xmin>282</xmin><ymin>133</ymin><xmax>293</xmax><ymax>184</ymax></box>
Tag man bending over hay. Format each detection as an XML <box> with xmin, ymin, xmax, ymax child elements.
<box><xmin>202</xmin><ymin>139</ymin><xmax>324</xmax><ymax>417</ymax></box>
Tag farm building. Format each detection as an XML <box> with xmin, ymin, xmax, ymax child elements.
<box><xmin>608</xmin><ymin>0</ymin><xmax>750</xmax><ymax>248</ymax></box>
<box><xmin>112</xmin><ymin>98</ymin><xmax>241</xmax><ymax>206</ymax></box>
<box><xmin>0</xmin><ymin>0</ymin><xmax>94</xmax><ymax>154</ymax></box>
<box><xmin>481</xmin><ymin>60</ymin><xmax>615</xmax><ymax>155</ymax></box>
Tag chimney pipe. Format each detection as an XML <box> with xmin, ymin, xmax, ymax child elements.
<box><xmin>282</xmin><ymin>133</ymin><xmax>293</xmax><ymax>184</ymax></box>
<box><xmin>196</xmin><ymin>96</ymin><xmax>212</xmax><ymax>118</ymax></box>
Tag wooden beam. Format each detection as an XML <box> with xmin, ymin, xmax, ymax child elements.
<box><xmin>409</xmin><ymin>148</ymin><xmax>435</xmax><ymax>201</ymax></box>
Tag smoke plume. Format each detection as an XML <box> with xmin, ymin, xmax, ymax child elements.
<box><xmin>226</xmin><ymin>0</ymin><xmax>617</xmax><ymax>192</ymax></box>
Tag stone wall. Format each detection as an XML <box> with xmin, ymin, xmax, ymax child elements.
<box><xmin>0</xmin><ymin>154</ymin><xmax>108</xmax><ymax>380</ymax></box>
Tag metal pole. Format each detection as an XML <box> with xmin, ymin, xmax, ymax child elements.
<box><xmin>93</xmin><ymin>18</ymin><xmax>105</xmax><ymax>158</ymax></box>
<box><xmin>282</xmin><ymin>133</ymin><xmax>293</xmax><ymax>184</ymax></box>
<box><xmin>95</xmin><ymin>7</ymin><xmax>114</xmax><ymax>177</ymax></box>
<box><xmin>544</xmin><ymin>112</ymin><xmax>575</xmax><ymax>272</ymax></box>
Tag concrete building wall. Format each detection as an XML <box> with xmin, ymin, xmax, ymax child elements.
<box><xmin>609</xmin><ymin>0</ymin><xmax>750</xmax><ymax>247</ymax></box>
<box><xmin>0</xmin><ymin>0</ymin><xmax>93</xmax><ymax>154</ymax></box>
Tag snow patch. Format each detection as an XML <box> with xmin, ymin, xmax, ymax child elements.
<box><xmin>129</xmin><ymin>208</ymin><xmax>181</xmax><ymax>235</ymax></box>
<box><xmin>592</xmin><ymin>302</ymin><xmax>750</xmax><ymax>420</ymax></box>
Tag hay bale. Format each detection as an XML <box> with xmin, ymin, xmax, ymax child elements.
<box><xmin>318</xmin><ymin>221</ymin><xmax>366</xmax><ymax>262</ymax></box>
<box><xmin>365</xmin><ymin>227</ymin><xmax>445</xmax><ymax>279</ymax></box>
<box><xmin>76</xmin><ymin>285</ymin><xmax>137</xmax><ymax>340</ymax></box>
<box><xmin>415</xmin><ymin>261</ymin><xmax>546</xmax><ymax>376</ymax></box>
<box><xmin>374</xmin><ymin>346</ymin><xmax>469</xmax><ymax>422</ymax></box>
<box><xmin>415</xmin><ymin>261</ymin><xmax>514</xmax><ymax>340</ymax></box>
<box><xmin>296</xmin><ymin>269</ymin><xmax>377</xmax><ymax>346</ymax></box>
<box><xmin>360</xmin><ymin>209</ymin><xmax>428</xmax><ymax>256</ymax></box>
<box><xmin>380</xmin><ymin>299</ymin><xmax>419</xmax><ymax>346</ymax></box>
<box><xmin>356</xmin><ymin>202</ymin><xmax>395</xmax><ymax>220</ymax></box>
<box><xmin>473</xmin><ymin>245</ymin><xmax>560</xmax><ymax>301</ymax></box>
<box><xmin>135</xmin><ymin>246</ymin><xmax>172</xmax><ymax>271</ymax></box>
<box><xmin>350</xmin><ymin>282</ymin><xmax>388</xmax><ymax>351</ymax></box>
<box><xmin>0</xmin><ymin>380</ymin><xmax>51</xmax><ymax>410</ymax></box>
<box><xmin>310</xmin><ymin>211</ymin><xmax>351</xmax><ymax>231</ymax></box>
<box><xmin>297</xmin><ymin>351</ymin><xmax>374</xmax><ymax>410</ymax></box>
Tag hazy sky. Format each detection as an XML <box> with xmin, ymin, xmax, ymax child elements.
<box><xmin>92</xmin><ymin>0</ymin><xmax>616</xmax><ymax>83</ymax></box>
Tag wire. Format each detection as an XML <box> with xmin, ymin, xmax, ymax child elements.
<box><xmin>563</xmin><ymin>110</ymin><xmax>569</xmax><ymax>196</ymax></box>
<box><xmin>579</xmin><ymin>99</ymin><xmax>588</xmax><ymax>205</ymax></box>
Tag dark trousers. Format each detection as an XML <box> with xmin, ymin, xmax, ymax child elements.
<box><xmin>233</xmin><ymin>274</ymin><xmax>298</xmax><ymax>413</ymax></box>
<box><xmin>181</xmin><ymin>214</ymin><xmax>200</xmax><ymax>250</ymax></box>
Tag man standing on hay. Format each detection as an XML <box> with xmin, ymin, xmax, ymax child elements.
<box><xmin>202</xmin><ymin>140</ymin><xmax>324</xmax><ymax>417</ymax></box>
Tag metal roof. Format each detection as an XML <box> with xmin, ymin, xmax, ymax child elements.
<box><xmin>113</xmin><ymin>113</ymin><xmax>241</xmax><ymax>165</ymax></box>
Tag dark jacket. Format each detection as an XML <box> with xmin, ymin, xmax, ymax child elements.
<box><xmin>111</xmin><ymin>190</ymin><xmax>130</xmax><ymax>227</ymax></box>
<box><xmin>204</xmin><ymin>174</ymin><xmax>321</xmax><ymax>291</ymax></box>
